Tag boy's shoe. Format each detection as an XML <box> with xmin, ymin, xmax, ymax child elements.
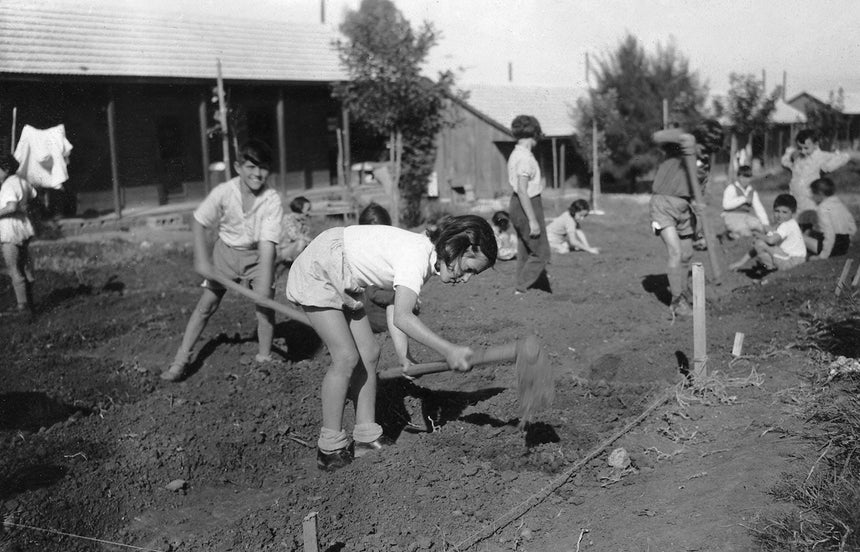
<box><xmin>669</xmin><ymin>296</ymin><xmax>693</xmax><ymax>318</ymax></box>
<box><xmin>354</xmin><ymin>435</ymin><xmax>395</xmax><ymax>458</ymax></box>
<box><xmin>161</xmin><ymin>352</ymin><xmax>191</xmax><ymax>382</ymax></box>
<box><xmin>317</xmin><ymin>442</ymin><xmax>354</xmax><ymax>472</ymax></box>
<box><xmin>254</xmin><ymin>353</ymin><xmax>277</xmax><ymax>364</ymax></box>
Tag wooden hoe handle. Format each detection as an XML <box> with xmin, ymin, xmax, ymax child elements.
<box><xmin>683</xmin><ymin>151</ymin><xmax>724</xmax><ymax>284</ymax></box>
<box><xmin>208</xmin><ymin>271</ymin><xmax>311</xmax><ymax>327</ymax></box>
<box><xmin>377</xmin><ymin>340</ymin><xmax>520</xmax><ymax>380</ymax></box>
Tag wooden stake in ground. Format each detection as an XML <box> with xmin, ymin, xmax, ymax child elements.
<box><xmin>851</xmin><ymin>258</ymin><xmax>860</xmax><ymax>288</ymax></box>
<box><xmin>692</xmin><ymin>263</ymin><xmax>707</xmax><ymax>379</ymax></box>
<box><xmin>302</xmin><ymin>512</ymin><xmax>319</xmax><ymax>552</ymax></box>
<box><xmin>732</xmin><ymin>332</ymin><xmax>745</xmax><ymax>357</ymax></box>
<box><xmin>835</xmin><ymin>259</ymin><xmax>853</xmax><ymax>297</ymax></box>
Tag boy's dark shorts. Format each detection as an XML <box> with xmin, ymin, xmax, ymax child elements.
<box><xmin>649</xmin><ymin>194</ymin><xmax>695</xmax><ymax>237</ymax></box>
<box><xmin>202</xmin><ymin>239</ymin><xmax>270</xmax><ymax>291</ymax></box>
<box><xmin>808</xmin><ymin>232</ymin><xmax>850</xmax><ymax>257</ymax></box>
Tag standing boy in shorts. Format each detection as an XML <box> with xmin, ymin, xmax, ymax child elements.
<box><xmin>162</xmin><ymin>139</ymin><xmax>284</xmax><ymax>382</ymax></box>
<box><xmin>649</xmin><ymin>120</ymin><xmax>722</xmax><ymax>317</ymax></box>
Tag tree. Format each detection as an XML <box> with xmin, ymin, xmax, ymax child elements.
<box><xmin>805</xmin><ymin>88</ymin><xmax>847</xmax><ymax>150</ymax></box>
<box><xmin>333</xmin><ymin>0</ymin><xmax>459</xmax><ymax>227</ymax></box>
<box><xmin>711</xmin><ymin>73</ymin><xmax>779</xmax><ymax>177</ymax></box>
<box><xmin>575</xmin><ymin>34</ymin><xmax>708</xmax><ymax>185</ymax></box>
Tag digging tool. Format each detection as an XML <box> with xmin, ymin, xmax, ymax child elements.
<box><xmin>377</xmin><ymin>334</ymin><xmax>554</xmax><ymax>425</ymax></box>
<box><xmin>683</xmin><ymin>149</ymin><xmax>723</xmax><ymax>284</ymax></box>
<box><xmin>207</xmin><ymin>271</ymin><xmax>311</xmax><ymax>327</ymax></box>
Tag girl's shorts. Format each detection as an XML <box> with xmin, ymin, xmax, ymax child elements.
<box><xmin>203</xmin><ymin>240</ymin><xmax>269</xmax><ymax>291</ymax></box>
<box><xmin>285</xmin><ymin>227</ymin><xmax>364</xmax><ymax>310</ymax></box>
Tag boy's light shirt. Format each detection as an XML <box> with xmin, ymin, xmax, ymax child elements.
<box><xmin>194</xmin><ymin>177</ymin><xmax>283</xmax><ymax>248</ymax></box>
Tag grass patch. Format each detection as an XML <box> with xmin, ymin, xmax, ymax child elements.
<box><xmin>752</xmin><ymin>303</ymin><xmax>860</xmax><ymax>551</ymax></box>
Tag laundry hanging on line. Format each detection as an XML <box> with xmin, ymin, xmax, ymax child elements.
<box><xmin>13</xmin><ymin>124</ymin><xmax>73</xmax><ymax>190</ymax></box>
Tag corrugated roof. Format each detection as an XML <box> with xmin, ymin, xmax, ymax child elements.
<box><xmin>0</xmin><ymin>1</ymin><xmax>347</xmax><ymax>82</ymax></box>
<box><xmin>460</xmin><ymin>84</ymin><xmax>582</xmax><ymax>137</ymax></box>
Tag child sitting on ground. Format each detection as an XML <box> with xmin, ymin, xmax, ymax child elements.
<box><xmin>720</xmin><ymin>165</ymin><xmax>769</xmax><ymax>239</ymax></box>
<box><xmin>276</xmin><ymin>196</ymin><xmax>312</xmax><ymax>265</ymax></box>
<box><xmin>490</xmin><ymin>211</ymin><xmax>517</xmax><ymax>261</ymax></box>
<box><xmin>546</xmin><ymin>199</ymin><xmax>599</xmax><ymax>254</ymax></box>
<box><xmin>729</xmin><ymin>194</ymin><xmax>806</xmax><ymax>275</ymax></box>
<box><xmin>162</xmin><ymin>139</ymin><xmax>283</xmax><ymax>382</ymax></box>
<box><xmin>804</xmin><ymin>177</ymin><xmax>857</xmax><ymax>260</ymax></box>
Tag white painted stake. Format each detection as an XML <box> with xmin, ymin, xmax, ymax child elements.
<box><xmin>852</xmin><ymin>258</ymin><xmax>860</xmax><ymax>287</ymax></box>
<box><xmin>303</xmin><ymin>511</ymin><xmax>319</xmax><ymax>552</ymax></box>
<box><xmin>692</xmin><ymin>263</ymin><xmax>707</xmax><ymax>379</ymax></box>
<box><xmin>835</xmin><ymin>259</ymin><xmax>853</xmax><ymax>297</ymax></box>
<box><xmin>732</xmin><ymin>332</ymin><xmax>745</xmax><ymax>357</ymax></box>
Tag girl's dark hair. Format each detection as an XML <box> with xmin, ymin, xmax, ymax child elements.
<box><xmin>511</xmin><ymin>115</ymin><xmax>543</xmax><ymax>140</ymax></box>
<box><xmin>359</xmin><ymin>202</ymin><xmax>392</xmax><ymax>225</ymax></box>
<box><xmin>568</xmin><ymin>199</ymin><xmax>590</xmax><ymax>216</ymax></box>
<box><xmin>795</xmin><ymin>129</ymin><xmax>818</xmax><ymax>145</ymax></box>
<box><xmin>491</xmin><ymin>211</ymin><xmax>510</xmax><ymax>232</ymax></box>
<box><xmin>0</xmin><ymin>153</ymin><xmax>20</xmax><ymax>175</ymax></box>
<box><xmin>427</xmin><ymin>214</ymin><xmax>498</xmax><ymax>269</ymax></box>
<box><xmin>737</xmin><ymin>165</ymin><xmax>752</xmax><ymax>177</ymax></box>
<box><xmin>289</xmin><ymin>196</ymin><xmax>311</xmax><ymax>214</ymax></box>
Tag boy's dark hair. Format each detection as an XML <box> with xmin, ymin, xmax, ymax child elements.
<box><xmin>491</xmin><ymin>211</ymin><xmax>510</xmax><ymax>232</ymax></box>
<box><xmin>773</xmin><ymin>193</ymin><xmax>797</xmax><ymax>213</ymax></box>
<box><xmin>428</xmin><ymin>215</ymin><xmax>498</xmax><ymax>268</ymax></box>
<box><xmin>0</xmin><ymin>153</ymin><xmax>20</xmax><ymax>175</ymax></box>
<box><xmin>359</xmin><ymin>202</ymin><xmax>392</xmax><ymax>226</ymax></box>
<box><xmin>811</xmin><ymin>177</ymin><xmax>836</xmax><ymax>197</ymax></box>
<box><xmin>238</xmin><ymin>139</ymin><xmax>273</xmax><ymax>168</ymax></box>
<box><xmin>511</xmin><ymin>115</ymin><xmax>543</xmax><ymax>140</ymax></box>
<box><xmin>737</xmin><ymin>165</ymin><xmax>752</xmax><ymax>177</ymax></box>
<box><xmin>289</xmin><ymin>196</ymin><xmax>310</xmax><ymax>214</ymax></box>
<box><xmin>795</xmin><ymin>129</ymin><xmax>818</xmax><ymax>145</ymax></box>
<box><xmin>568</xmin><ymin>199</ymin><xmax>590</xmax><ymax>216</ymax></box>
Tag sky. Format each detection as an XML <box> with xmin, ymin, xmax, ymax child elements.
<box><xmin>99</xmin><ymin>0</ymin><xmax>860</xmax><ymax>97</ymax></box>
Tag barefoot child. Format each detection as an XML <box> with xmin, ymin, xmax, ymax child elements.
<box><xmin>546</xmin><ymin>199</ymin><xmax>599</xmax><ymax>254</ymax></box>
<box><xmin>0</xmin><ymin>153</ymin><xmax>37</xmax><ymax>314</ymax></box>
<box><xmin>285</xmin><ymin>215</ymin><xmax>498</xmax><ymax>471</ymax></box>
<box><xmin>729</xmin><ymin>194</ymin><xmax>806</xmax><ymax>275</ymax></box>
<box><xmin>162</xmin><ymin>139</ymin><xmax>284</xmax><ymax>382</ymax></box>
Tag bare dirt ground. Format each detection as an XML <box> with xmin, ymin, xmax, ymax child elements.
<box><xmin>1</xmin><ymin>190</ymin><xmax>858</xmax><ymax>552</ymax></box>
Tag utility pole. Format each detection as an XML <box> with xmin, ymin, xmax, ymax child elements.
<box><xmin>586</xmin><ymin>52</ymin><xmax>601</xmax><ymax>213</ymax></box>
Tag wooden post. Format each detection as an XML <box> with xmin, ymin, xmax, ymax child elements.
<box><xmin>559</xmin><ymin>142</ymin><xmax>566</xmax><ymax>192</ymax></box>
<box><xmin>341</xmin><ymin>108</ymin><xmax>351</xmax><ymax>187</ymax></box>
<box><xmin>277</xmin><ymin>90</ymin><xmax>288</xmax><ymax>192</ymax></box>
<box><xmin>728</xmin><ymin>133</ymin><xmax>738</xmax><ymax>184</ymax></box>
<box><xmin>216</xmin><ymin>59</ymin><xmax>231</xmax><ymax>181</ymax></box>
<box><xmin>662</xmin><ymin>98</ymin><xmax>668</xmax><ymax>129</ymax></box>
<box><xmin>198</xmin><ymin>98</ymin><xmax>211</xmax><ymax>194</ymax></box>
<box><xmin>835</xmin><ymin>259</ymin><xmax>853</xmax><ymax>296</ymax></box>
<box><xmin>302</xmin><ymin>511</ymin><xmax>319</xmax><ymax>552</ymax></box>
<box><xmin>336</xmin><ymin>129</ymin><xmax>344</xmax><ymax>188</ymax></box>
<box><xmin>852</xmin><ymin>259</ymin><xmax>860</xmax><ymax>287</ymax></box>
<box><xmin>106</xmin><ymin>95</ymin><xmax>122</xmax><ymax>218</ymax></box>
<box><xmin>11</xmin><ymin>106</ymin><xmax>17</xmax><ymax>153</ymax></box>
<box><xmin>732</xmin><ymin>332</ymin><xmax>744</xmax><ymax>357</ymax></box>
<box><xmin>692</xmin><ymin>263</ymin><xmax>707</xmax><ymax>379</ymax></box>
<box><xmin>591</xmin><ymin>119</ymin><xmax>600</xmax><ymax>212</ymax></box>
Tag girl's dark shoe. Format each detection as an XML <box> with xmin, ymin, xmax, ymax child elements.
<box><xmin>317</xmin><ymin>442</ymin><xmax>354</xmax><ymax>472</ymax></box>
<box><xmin>354</xmin><ymin>435</ymin><xmax>395</xmax><ymax>458</ymax></box>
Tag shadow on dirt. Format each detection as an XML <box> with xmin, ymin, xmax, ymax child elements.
<box><xmin>0</xmin><ymin>392</ymin><xmax>90</xmax><ymax>432</ymax></box>
<box><xmin>377</xmin><ymin>382</ymin><xmax>506</xmax><ymax>437</ymax></box>
<box><xmin>642</xmin><ymin>274</ymin><xmax>671</xmax><ymax>305</ymax></box>
<box><xmin>39</xmin><ymin>283</ymin><xmax>93</xmax><ymax>311</ymax></box>
<box><xmin>0</xmin><ymin>464</ymin><xmax>68</xmax><ymax>499</ymax></box>
<box><xmin>274</xmin><ymin>321</ymin><xmax>322</xmax><ymax>361</ymax></box>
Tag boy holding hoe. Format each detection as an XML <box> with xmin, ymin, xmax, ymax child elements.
<box><xmin>162</xmin><ymin>139</ymin><xmax>283</xmax><ymax>382</ymax></box>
